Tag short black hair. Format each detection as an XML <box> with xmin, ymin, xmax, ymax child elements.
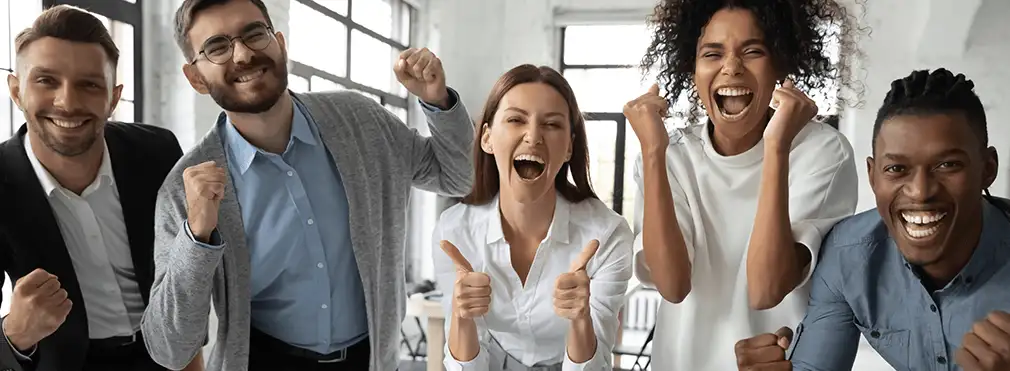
<box><xmin>174</xmin><ymin>0</ymin><xmax>274</xmax><ymax>62</ymax></box>
<box><xmin>641</xmin><ymin>0</ymin><xmax>866</xmax><ymax>123</ymax></box>
<box><xmin>872</xmin><ymin>68</ymin><xmax>987</xmax><ymax>152</ymax></box>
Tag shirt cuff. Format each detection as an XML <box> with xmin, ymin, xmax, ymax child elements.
<box><xmin>792</xmin><ymin>221</ymin><xmax>823</xmax><ymax>288</ymax></box>
<box><xmin>3</xmin><ymin>318</ymin><xmax>36</xmax><ymax>361</ymax></box>
<box><xmin>418</xmin><ymin>88</ymin><xmax>460</xmax><ymax>112</ymax></box>
<box><xmin>562</xmin><ymin>338</ymin><xmax>607</xmax><ymax>371</ymax></box>
<box><xmin>184</xmin><ymin>221</ymin><xmax>225</xmax><ymax>249</ymax></box>
<box><xmin>443</xmin><ymin>343</ymin><xmax>487</xmax><ymax>371</ymax></box>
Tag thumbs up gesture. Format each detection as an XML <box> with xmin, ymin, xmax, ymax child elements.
<box><xmin>440</xmin><ymin>240</ymin><xmax>492</xmax><ymax>319</ymax></box>
<box><xmin>554</xmin><ymin>240</ymin><xmax>600</xmax><ymax>320</ymax></box>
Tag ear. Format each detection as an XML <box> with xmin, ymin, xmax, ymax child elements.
<box><xmin>866</xmin><ymin>156</ymin><xmax>876</xmax><ymax>190</ymax></box>
<box><xmin>982</xmin><ymin>146</ymin><xmax>999</xmax><ymax>190</ymax></box>
<box><xmin>182</xmin><ymin>63</ymin><xmax>210</xmax><ymax>95</ymax></box>
<box><xmin>480</xmin><ymin>123</ymin><xmax>493</xmax><ymax>154</ymax></box>
<box><xmin>109</xmin><ymin>84</ymin><xmax>124</xmax><ymax>118</ymax></box>
<box><xmin>7</xmin><ymin>73</ymin><xmax>21</xmax><ymax>109</ymax></box>
<box><xmin>275</xmin><ymin>31</ymin><xmax>287</xmax><ymax>51</ymax></box>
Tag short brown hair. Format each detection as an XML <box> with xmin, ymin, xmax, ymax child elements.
<box><xmin>174</xmin><ymin>0</ymin><xmax>274</xmax><ymax>62</ymax></box>
<box><xmin>462</xmin><ymin>65</ymin><xmax>597</xmax><ymax>205</ymax></box>
<box><xmin>14</xmin><ymin>5</ymin><xmax>119</xmax><ymax>68</ymax></box>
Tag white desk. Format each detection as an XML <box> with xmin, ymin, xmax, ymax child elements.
<box><xmin>406</xmin><ymin>293</ymin><xmax>445</xmax><ymax>371</ymax></box>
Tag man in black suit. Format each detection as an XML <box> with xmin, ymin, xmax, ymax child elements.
<box><xmin>0</xmin><ymin>5</ymin><xmax>203</xmax><ymax>371</ymax></box>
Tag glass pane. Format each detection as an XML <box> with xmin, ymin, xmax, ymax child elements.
<box><xmin>563</xmin><ymin>25</ymin><xmax>651</xmax><ymax>66</ymax></box>
<box><xmin>114</xmin><ymin>100</ymin><xmax>134</xmax><ymax>122</ymax></box>
<box><xmin>397</xmin><ymin>2</ymin><xmax>412</xmax><ymax>44</ymax></box>
<box><xmin>584</xmin><ymin>120</ymin><xmax>618</xmax><ymax>209</ymax></box>
<box><xmin>7</xmin><ymin>0</ymin><xmax>43</xmax><ymax>68</ymax></box>
<box><xmin>564</xmin><ymin>68</ymin><xmax>652</xmax><ymax>113</ymax></box>
<box><xmin>352</xmin><ymin>0</ymin><xmax>393</xmax><ymax>39</ymax></box>
<box><xmin>384</xmin><ymin>104</ymin><xmax>407</xmax><ymax>123</ymax></box>
<box><xmin>315</xmin><ymin>0</ymin><xmax>348</xmax><ymax>16</ymax></box>
<box><xmin>111</xmin><ymin>21</ymin><xmax>135</xmax><ymax>101</ymax></box>
<box><xmin>354</xmin><ymin>90</ymin><xmax>381</xmax><ymax>103</ymax></box>
<box><xmin>0</xmin><ymin>100</ymin><xmax>11</xmax><ymax>141</ymax></box>
<box><xmin>310</xmin><ymin>76</ymin><xmax>343</xmax><ymax>92</ymax></box>
<box><xmin>350</xmin><ymin>31</ymin><xmax>397</xmax><ymax>94</ymax></box>
<box><xmin>290</xmin><ymin>1</ymin><xmax>348</xmax><ymax>77</ymax></box>
<box><xmin>622</xmin><ymin>122</ymin><xmax>642</xmax><ymax>227</ymax></box>
<box><xmin>289</xmin><ymin>74</ymin><xmax>309</xmax><ymax>93</ymax></box>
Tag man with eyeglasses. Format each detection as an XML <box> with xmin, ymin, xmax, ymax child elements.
<box><xmin>140</xmin><ymin>1</ymin><xmax>474</xmax><ymax>371</ymax></box>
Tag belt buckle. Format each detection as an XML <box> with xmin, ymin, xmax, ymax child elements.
<box><xmin>120</xmin><ymin>332</ymin><xmax>137</xmax><ymax>347</ymax></box>
<box><xmin>317</xmin><ymin>348</ymin><xmax>346</xmax><ymax>363</ymax></box>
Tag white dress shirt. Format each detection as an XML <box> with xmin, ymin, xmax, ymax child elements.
<box><xmin>24</xmin><ymin>135</ymin><xmax>144</xmax><ymax>339</ymax></box>
<box><xmin>433</xmin><ymin>193</ymin><xmax>634</xmax><ymax>371</ymax></box>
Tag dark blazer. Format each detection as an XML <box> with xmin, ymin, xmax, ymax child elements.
<box><xmin>0</xmin><ymin>122</ymin><xmax>182</xmax><ymax>371</ymax></box>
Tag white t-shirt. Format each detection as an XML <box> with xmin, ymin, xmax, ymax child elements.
<box><xmin>633</xmin><ymin>120</ymin><xmax>858</xmax><ymax>370</ymax></box>
<box><xmin>433</xmin><ymin>193</ymin><xmax>634</xmax><ymax>371</ymax></box>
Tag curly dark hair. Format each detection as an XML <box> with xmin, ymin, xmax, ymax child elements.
<box><xmin>641</xmin><ymin>0</ymin><xmax>867</xmax><ymax>124</ymax></box>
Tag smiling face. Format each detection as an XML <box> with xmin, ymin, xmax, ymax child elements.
<box><xmin>481</xmin><ymin>82</ymin><xmax>573</xmax><ymax>204</ymax></box>
<box><xmin>869</xmin><ymin>113</ymin><xmax>997</xmax><ymax>269</ymax></box>
<box><xmin>693</xmin><ymin>7</ymin><xmax>779</xmax><ymax>134</ymax></box>
<box><xmin>182</xmin><ymin>0</ymin><xmax>288</xmax><ymax>113</ymax></box>
<box><xmin>8</xmin><ymin>37</ymin><xmax>121</xmax><ymax>157</ymax></box>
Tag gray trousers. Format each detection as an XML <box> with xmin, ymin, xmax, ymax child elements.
<box><xmin>486</xmin><ymin>335</ymin><xmax>563</xmax><ymax>371</ymax></box>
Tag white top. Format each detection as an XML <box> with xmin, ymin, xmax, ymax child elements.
<box><xmin>24</xmin><ymin>135</ymin><xmax>144</xmax><ymax>339</ymax></box>
<box><xmin>633</xmin><ymin>121</ymin><xmax>858</xmax><ymax>370</ymax></box>
<box><xmin>433</xmin><ymin>193</ymin><xmax>634</xmax><ymax>371</ymax></box>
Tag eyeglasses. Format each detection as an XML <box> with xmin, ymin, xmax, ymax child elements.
<box><xmin>191</xmin><ymin>23</ymin><xmax>275</xmax><ymax>65</ymax></box>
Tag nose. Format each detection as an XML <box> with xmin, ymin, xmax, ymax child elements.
<box><xmin>522</xmin><ymin>121</ymin><xmax>544</xmax><ymax>145</ymax></box>
<box><xmin>720</xmin><ymin>54</ymin><xmax>743</xmax><ymax>76</ymax></box>
<box><xmin>903</xmin><ymin>169</ymin><xmax>938</xmax><ymax>202</ymax></box>
<box><xmin>52</xmin><ymin>82</ymin><xmax>83</xmax><ymax>112</ymax></box>
<box><xmin>231</xmin><ymin>40</ymin><xmax>255</xmax><ymax>64</ymax></box>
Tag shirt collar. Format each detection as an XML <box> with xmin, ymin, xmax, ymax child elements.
<box><xmin>222</xmin><ymin>95</ymin><xmax>318</xmax><ymax>174</ymax></box>
<box><xmin>485</xmin><ymin>192</ymin><xmax>571</xmax><ymax>245</ymax></box>
<box><xmin>23</xmin><ymin>133</ymin><xmax>114</xmax><ymax>197</ymax></box>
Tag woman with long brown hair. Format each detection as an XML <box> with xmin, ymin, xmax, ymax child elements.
<box><xmin>431</xmin><ymin>65</ymin><xmax>633</xmax><ymax>371</ymax></box>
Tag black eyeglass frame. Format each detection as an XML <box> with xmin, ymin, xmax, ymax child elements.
<box><xmin>189</xmin><ymin>22</ymin><xmax>276</xmax><ymax>65</ymax></box>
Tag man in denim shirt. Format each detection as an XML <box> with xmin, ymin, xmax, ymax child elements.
<box><xmin>734</xmin><ymin>68</ymin><xmax>1010</xmax><ymax>371</ymax></box>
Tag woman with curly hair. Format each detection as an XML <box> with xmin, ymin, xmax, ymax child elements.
<box><xmin>624</xmin><ymin>0</ymin><xmax>864</xmax><ymax>369</ymax></box>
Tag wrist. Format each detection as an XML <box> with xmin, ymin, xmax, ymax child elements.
<box><xmin>4</xmin><ymin>323</ymin><xmax>36</xmax><ymax>352</ymax></box>
<box><xmin>188</xmin><ymin>221</ymin><xmax>212</xmax><ymax>243</ymax></box>
<box><xmin>640</xmin><ymin>145</ymin><xmax>668</xmax><ymax>162</ymax></box>
<box><xmin>422</xmin><ymin>92</ymin><xmax>450</xmax><ymax>110</ymax></box>
<box><xmin>763</xmin><ymin>141</ymin><xmax>791</xmax><ymax>158</ymax></box>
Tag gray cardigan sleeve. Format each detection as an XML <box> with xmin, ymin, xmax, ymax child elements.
<box><xmin>140</xmin><ymin>171</ymin><xmax>222</xmax><ymax>370</ymax></box>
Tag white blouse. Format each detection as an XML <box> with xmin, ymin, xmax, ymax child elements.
<box><xmin>432</xmin><ymin>193</ymin><xmax>634</xmax><ymax>371</ymax></box>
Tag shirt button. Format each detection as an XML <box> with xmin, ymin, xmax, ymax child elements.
<box><xmin>307</xmin><ymin>219</ymin><xmax>314</xmax><ymax>225</ymax></box>
<box><xmin>287</xmin><ymin>171</ymin><xmax>293</xmax><ymax>177</ymax></box>
<box><xmin>321</xmin><ymin>304</ymin><xmax>328</xmax><ymax>309</ymax></box>
<box><xmin>937</xmin><ymin>356</ymin><xmax>946</xmax><ymax>364</ymax></box>
<box><xmin>930</xmin><ymin>304</ymin><xmax>937</xmax><ymax>312</ymax></box>
<box><xmin>317</xmin><ymin>262</ymin><xmax>324</xmax><ymax>268</ymax></box>
<box><xmin>870</xmin><ymin>330</ymin><xmax>880</xmax><ymax>338</ymax></box>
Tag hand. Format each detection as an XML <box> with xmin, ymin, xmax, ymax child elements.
<box><xmin>763</xmin><ymin>80</ymin><xmax>818</xmax><ymax>151</ymax></box>
<box><xmin>735</xmin><ymin>327</ymin><xmax>793</xmax><ymax>371</ymax></box>
<box><xmin>395</xmin><ymin>47</ymin><xmax>448</xmax><ymax>108</ymax></box>
<box><xmin>955</xmin><ymin>311</ymin><xmax>1010</xmax><ymax>371</ymax></box>
<box><xmin>3</xmin><ymin>269</ymin><xmax>72</xmax><ymax>351</ymax></box>
<box><xmin>440</xmin><ymin>240</ymin><xmax>491</xmax><ymax>319</ymax></box>
<box><xmin>554</xmin><ymin>240</ymin><xmax>599</xmax><ymax>320</ymax></box>
<box><xmin>624</xmin><ymin>84</ymin><xmax>670</xmax><ymax>154</ymax></box>
<box><xmin>183</xmin><ymin>161</ymin><xmax>227</xmax><ymax>242</ymax></box>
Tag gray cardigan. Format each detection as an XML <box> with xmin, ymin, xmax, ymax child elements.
<box><xmin>140</xmin><ymin>90</ymin><xmax>474</xmax><ymax>370</ymax></box>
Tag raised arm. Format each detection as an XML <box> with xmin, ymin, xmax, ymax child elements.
<box><xmin>432</xmin><ymin>221</ymin><xmax>492</xmax><ymax>371</ymax></box>
<box><xmin>141</xmin><ymin>162</ymin><xmax>226</xmax><ymax>370</ymax></box>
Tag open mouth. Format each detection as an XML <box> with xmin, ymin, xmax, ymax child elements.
<box><xmin>899</xmin><ymin>210</ymin><xmax>948</xmax><ymax>239</ymax></box>
<box><xmin>45</xmin><ymin>117</ymin><xmax>90</xmax><ymax>130</ymax></box>
<box><xmin>513</xmin><ymin>154</ymin><xmax>546</xmax><ymax>182</ymax></box>
<box><xmin>713</xmin><ymin>87</ymin><xmax>754</xmax><ymax>121</ymax></box>
<box><xmin>233</xmin><ymin>67</ymin><xmax>268</xmax><ymax>84</ymax></box>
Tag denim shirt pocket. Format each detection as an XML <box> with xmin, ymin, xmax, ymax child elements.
<box><xmin>854</xmin><ymin>321</ymin><xmax>910</xmax><ymax>370</ymax></box>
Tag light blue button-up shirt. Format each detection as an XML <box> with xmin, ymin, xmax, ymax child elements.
<box><xmin>787</xmin><ymin>197</ymin><xmax>1010</xmax><ymax>371</ymax></box>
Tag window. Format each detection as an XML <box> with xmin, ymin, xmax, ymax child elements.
<box><xmin>1</xmin><ymin>1</ymin><xmax>44</xmax><ymax>142</ymax></box>
<box><xmin>288</xmin><ymin>0</ymin><xmax>413</xmax><ymax>119</ymax></box>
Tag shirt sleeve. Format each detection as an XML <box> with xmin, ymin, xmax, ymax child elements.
<box><xmin>563</xmin><ymin>220</ymin><xmax>635</xmax><ymax>371</ymax></box>
<box><xmin>431</xmin><ymin>217</ymin><xmax>492</xmax><ymax>371</ymax></box>
<box><xmin>788</xmin><ymin>134</ymin><xmax>859</xmax><ymax>287</ymax></box>
<box><xmin>631</xmin><ymin>151</ymin><xmax>696</xmax><ymax>287</ymax></box>
<box><xmin>2</xmin><ymin>318</ymin><xmax>35</xmax><ymax>361</ymax></box>
<box><xmin>786</xmin><ymin>238</ymin><xmax>861</xmax><ymax>370</ymax></box>
<box><xmin>417</xmin><ymin>88</ymin><xmax>460</xmax><ymax>113</ymax></box>
<box><xmin>183</xmin><ymin>222</ymin><xmax>225</xmax><ymax>250</ymax></box>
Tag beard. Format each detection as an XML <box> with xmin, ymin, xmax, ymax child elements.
<box><xmin>26</xmin><ymin>109</ymin><xmax>102</xmax><ymax>157</ymax></box>
<box><xmin>205</xmin><ymin>50</ymin><xmax>289</xmax><ymax>114</ymax></box>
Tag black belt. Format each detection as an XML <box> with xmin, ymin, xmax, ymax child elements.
<box><xmin>250</xmin><ymin>328</ymin><xmax>368</xmax><ymax>363</ymax></box>
<box><xmin>90</xmin><ymin>331</ymin><xmax>142</xmax><ymax>352</ymax></box>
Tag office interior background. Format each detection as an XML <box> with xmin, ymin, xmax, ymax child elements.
<box><xmin>1</xmin><ymin>0</ymin><xmax>1008</xmax><ymax>369</ymax></box>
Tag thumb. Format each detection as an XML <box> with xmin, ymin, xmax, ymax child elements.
<box><xmin>648</xmin><ymin>83</ymin><xmax>660</xmax><ymax>96</ymax></box>
<box><xmin>569</xmin><ymin>239</ymin><xmax>600</xmax><ymax>273</ymax></box>
<box><xmin>440</xmin><ymin>240</ymin><xmax>474</xmax><ymax>273</ymax></box>
<box><xmin>774</xmin><ymin>326</ymin><xmax>794</xmax><ymax>349</ymax></box>
<box><xmin>782</xmin><ymin>79</ymin><xmax>794</xmax><ymax>89</ymax></box>
<box><xmin>394</xmin><ymin>59</ymin><xmax>413</xmax><ymax>82</ymax></box>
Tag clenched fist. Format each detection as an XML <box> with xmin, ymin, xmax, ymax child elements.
<box><xmin>735</xmin><ymin>327</ymin><xmax>793</xmax><ymax>371</ymax></box>
<box><xmin>763</xmin><ymin>79</ymin><xmax>818</xmax><ymax>151</ymax></box>
<box><xmin>184</xmin><ymin>161</ymin><xmax>226</xmax><ymax>243</ymax></box>
<box><xmin>955</xmin><ymin>311</ymin><xmax>1010</xmax><ymax>371</ymax></box>
<box><xmin>394</xmin><ymin>47</ymin><xmax>449</xmax><ymax>109</ymax></box>
<box><xmin>440</xmin><ymin>240</ymin><xmax>491</xmax><ymax>319</ymax></box>
<box><xmin>3</xmin><ymin>269</ymin><xmax>72</xmax><ymax>352</ymax></box>
<box><xmin>554</xmin><ymin>240</ymin><xmax>599</xmax><ymax>320</ymax></box>
<box><xmin>624</xmin><ymin>84</ymin><xmax>671</xmax><ymax>154</ymax></box>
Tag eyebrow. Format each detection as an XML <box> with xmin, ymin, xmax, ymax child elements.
<box><xmin>698</xmin><ymin>38</ymin><xmax>765</xmax><ymax>50</ymax></box>
<box><xmin>882</xmin><ymin>148</ymin><xmax>969</xmax><ymax>161</ymax></box>
<box><xmin>503</xmin><ymin>107</ymin><xmax>566</xmax><ymax>118</ymax></box>
<box><xmin>30</xmin><ymin>67</ymin><xmax>106</xmax><ymax>81</ymax></box>
<box><xmin>204</xmin><ymin>22</ymin><xmax>267</xmax><ymax>43</ymax></box>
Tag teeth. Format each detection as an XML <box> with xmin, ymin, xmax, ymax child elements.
<box><xmin>236</xmin><ymin>69</ymin><xmax>265</xmax><ymax>83</ymax></box>
<box><xmin>905</xmin><ymin>224</ymin><xmax>940</xmax><ymax>238</ymax></box>
<box><xmin>513</xmin><ymin>154</ymin><xmax>544</xmax><ymax>164</ymax></box>
<box><xmin>716</xmin><ymin>87</ymin><xmax>753</xmax><ymax>96</ymax></box>
<box><xmin>49</xmin><ymin>118</ymin><xmax>85</xmax><ymax>129</ymax></box>
<box><xmin>901</xmin><ymin>212</ymin><xmax>947</xmax><ymax>225</ymax></box>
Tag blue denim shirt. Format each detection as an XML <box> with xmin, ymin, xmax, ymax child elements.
<box><xmin>787</xmin><ymin>197</ymin><xmax>1010</xmax><ymax>371</ymax></box>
